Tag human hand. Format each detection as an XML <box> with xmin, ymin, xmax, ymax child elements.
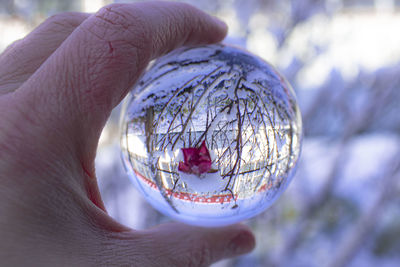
<box><xmin>0</xmin><ymin>2</ymin><xmax>255</xmax><ymax>266</ymax></box>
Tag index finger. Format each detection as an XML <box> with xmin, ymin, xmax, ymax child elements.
<box><xmin>15</xmin><ymin>1</ymin><xmax>227</xmax><ymax>160</ymax></box>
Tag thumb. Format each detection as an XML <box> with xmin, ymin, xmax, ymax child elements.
<box><xmin>134</xmin><ymin>223</ymin><xmax>255</xmax><ymax>266</ymax></box>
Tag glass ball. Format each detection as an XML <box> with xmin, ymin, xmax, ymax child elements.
<box><xmin>120</xmin><ymin>44</ymin><xmax>302</xmax><ymax>227</ymax></box>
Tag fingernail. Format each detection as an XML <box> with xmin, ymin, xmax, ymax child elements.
<box><xmin>228</xmin><ymin>230</ymin><xmax>256</xmax><ymax>255</ymax></box>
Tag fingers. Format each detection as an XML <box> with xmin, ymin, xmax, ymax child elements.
<box><xmin>8</xmin><ymin>1</ymin><xmax>226</xmax><ymax>213</ymax></box>
<box><xmin>104</xmin><ymin>223</ymin><xmax>255</xmax><ymax>266</ymax></box>
<box><xmin>17</xmin><ymin>2</ymin><xmax>226</xmax><ymax>133</ymax></box>
<box><xmin>0</xmin><ymin>12</ymin><xmax>90</xmax><ymax>95</ymax></box>
<box><xmin>15</xmin><ymin>1</ymin><xmax>227</xmax><ymax>172</ymax></box>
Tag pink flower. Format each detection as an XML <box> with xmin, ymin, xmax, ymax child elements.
<box><xmin>178</xmin><ymin>141</ymin><xmax>212</xmax><ymax>175</ymax></box>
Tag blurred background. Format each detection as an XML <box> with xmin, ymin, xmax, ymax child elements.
<box><xmin>1</xmin><ymin>0</ymin><xmax>399</xmax><ymax>266</ymax></box>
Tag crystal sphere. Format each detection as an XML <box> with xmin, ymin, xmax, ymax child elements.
<box><xmin>120</xmin><ymin>44</ymin><xmax>302</xmax><ymax>227</ymax></box>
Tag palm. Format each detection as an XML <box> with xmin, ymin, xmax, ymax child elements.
<box><xmin>0</xmin><ymin>2</ymin><xmax>254</xmax><ymax>266</ymax></box>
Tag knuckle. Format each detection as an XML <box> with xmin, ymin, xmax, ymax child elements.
<box><xmin>83</xmin><ymin>3</ymin><xmax>151</xmax><ymax>67</ymax></box>
<box><xmin>187</xmin><ymin>242</ymin><xmax>212</xmax><ymax>267</ymax></box>
<box><xmin>1</xmin><ymin>39</ymin><xmax>22</xmax><ymax>54</ymax></box>
<box><xmin>75</xmin><ymin>3</ymin><xmax>153</xmax><ymax>111</ymax></box>
<box><xmin>95</xmin><ymin>3</ymin><xmax>130</xmax><ymax>30</ymax></box>
<box><xmin>92</xmin><ymin>3</ymin><xmax>149</xmax><ymax>45</ymax></box>
<box><xmin>44</xmin><ymin>12</ymin><xmax>68</xmax><ymax>25</ymax></box>
<box><xmin>43</xmin><ymin>12</ymin><xmax>86</xmax><ymax>31</ymax></box>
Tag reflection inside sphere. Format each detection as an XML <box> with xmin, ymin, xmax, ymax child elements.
<box><xmin>120</xmin><ymin>44</ymin><xmax>302</xmax><ymax>226</ymax></box>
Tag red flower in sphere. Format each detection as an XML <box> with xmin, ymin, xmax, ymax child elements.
<box><xmin>178</xmin><ymin>141</ymin><xmax>213</xmax><ymax>175</ymax></box>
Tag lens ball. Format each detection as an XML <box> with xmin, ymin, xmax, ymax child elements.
<box><xmin>120</xmin><ymin>44</ymin><xmax>302</xmax><ymax>227</ymax></box>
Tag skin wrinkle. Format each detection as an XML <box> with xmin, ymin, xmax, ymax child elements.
<box><xmin>0</xmin><ymin>83</ymin><xmax>19</xmax><ymax>93</ymax></box>
<box><xmin>149</xmin><ymin>6</ymin><xmax>180</xmax><ymax>52</ymax></box>
<box><xmin>188</xmin><ymin>242</ymin><xmax>212</xmax><ymax>267</ymax></box>
<box><xmin>76</xmin><ymin>10</ymin><xmax>150</xmax><ymax>115</ymax></box>
<box><xmin>27</xmin><ymin>71</ymin><xmax>76</xmax><ymax>139</ymax></box>
<box><xmin>62</xmin><ymin>35</ymin><xmax>106</xmax><ymax>190</ymax></box>
<box><xmin>184</xmin><ymin>14</ymin><xmax>209</xmax><ymax>47</ymax></box>
<box><xmin>47</xmin><ymin>12</ymin><xmax>88</xmax><ymax>30</ymax></box>
<box><xmin>0</xmin><ymin>39</ymin><xmax>21</xmax><ymax>56</ymax></box>
<box><xmin>0</xmin><ymin>3</ymin><xmax>255</xmax><ymax>266</ymax></box>
<box><xmin>138</xmin><ymin>225</ymin><xmax>218</xmax><ymax>266</ymax></box>
<box><xmin>0</xmin><ymin>98</ymin><xmax>44</xmax><ymax>163</ymax></box>
<box><xmin>0</xmin><ymin>13</ymin><xmax>89</xmax><ymax>95</ymax></box>
<box><xmin>1</xmin><ymin>55</ymin><xmax>49</xmax><ymax>87</ymax></box>
<box><xmin>88</xmin><ymin>5</ymin><xmax>150</xmax><ymax>48</ymax></box>
<box><xmin>18</xmin><ymin>191</ymin><xmax>96</xmax><ymax>265</ymax></box>
<box><xmin>180</xmin><ymin>7</ymin><xmax>203</xmax><ymax>43</ymax></box>
<box><xmin>67</xmin><ymin>41</ymin><xmax>93</xmax><ymax>119</ymax></box>
<box><xmin>99</xmin><ymin>229</ymin><xmax>166</xmax><ymax>265</ymax></box>
<box><xmin>2</xmin><ymin>93</ymin><xmax>82</xmax><ymax>194</ymax></box>
<box><xmin>91</xmin><ymin>227</ymin><xmax>156</xmax><ymax>266</ymax></box>
<box><xmin>0</xmin><ymin>51</ymin><xmax>28</xmax><ymax>87</ymax></box>
<box><xmin>100</xmin><ymin>240</ymin><xmax>144</xmax><ymax>265</ymax></box>
<box><xmin>125</xmin><ymin>237</ymin><xmax>172</xmax><ymax>267</ymax></box>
